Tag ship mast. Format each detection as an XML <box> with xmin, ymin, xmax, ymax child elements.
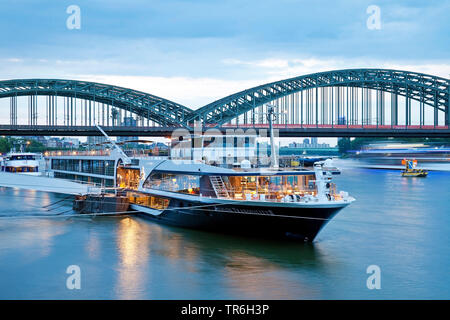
<box><xmin>266</xmin><ymin>104</ymin><xmax>279</xmax><ymax>169</ymax></box>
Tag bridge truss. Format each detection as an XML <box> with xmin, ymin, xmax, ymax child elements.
<box><xmin>0</xmin><ymin>69</ymin><xmax>448</xmax><ymax>136</ymax></box>
<box><xmin>0</xmin><ymin>79</ymin><xmax>192</xmax><ymax>127</ymax></box>
<box><xmin>190</xmin><ymin>69</ymin><xmax>449</xmax><ymax>129</ymax></box>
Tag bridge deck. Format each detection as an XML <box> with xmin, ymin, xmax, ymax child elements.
<box><xmin>0</xmin><ymin>125</ymin><xmax>448</xmax><ymax>137</ymax></box>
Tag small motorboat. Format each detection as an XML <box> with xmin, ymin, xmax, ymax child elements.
<box><xmin>401</xmin><ymin>159</ymin><xmax>428</xmax><ymax>177</ymax></box>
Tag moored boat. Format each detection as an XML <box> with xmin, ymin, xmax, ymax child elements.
<box><xmin>120</xmin><ymin>159</ymin><xmax>355</xmax><ymax>241</ymax></box>
<box><xmin>44</xmin><ymin>124</ymin><xmax>355</xmax><ymax>241</ymax></box>
<box><xmin>1</xmin><ymin>152</ymin><xmax>42</xmax><ymax>175</ymax></box>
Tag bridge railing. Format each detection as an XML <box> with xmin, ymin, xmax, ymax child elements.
<box><xmin>219</xmin><ymin>124</ymin><xmax>449</xmax><ymax>130</ymax></box>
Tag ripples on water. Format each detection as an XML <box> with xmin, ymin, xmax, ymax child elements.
<box><xmin>0</xmin><ymin>163</ymin><xmax>448</xmax><ymax>299</ymax></box>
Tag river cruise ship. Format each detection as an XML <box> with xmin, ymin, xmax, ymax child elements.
<box><xmin>45</xmin><ymin>119</ymin><xmax>355</xmax><ymax>241</ymax></box>
<box><xmin>45</xmin><ymin>149</ymin><xmax>354</xmax><ymax>240</ymax></box>
<box><xmin>120</xmin><ymin>159</ymin><xmax>354</xmax><ymax>241</ymax></box>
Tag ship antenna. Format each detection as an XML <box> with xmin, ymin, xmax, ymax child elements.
<box><xmin>95</xmin><ymin>124</ymin><xmax>132</xmax><ymax>165</ymax></box>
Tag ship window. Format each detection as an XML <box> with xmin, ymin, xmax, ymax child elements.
<box><xmin>116</xmin><ymin>167</ymin><xmax>141</xmax><ymax>190</ymax></box>
<box><xmin>9</xmin><ymin>155</ymin><xmax>35</xmax><ymax>160</ymax></box>
<box><xmin>127</xmin><ymin>192</ymin><xmax>170</xmax><ymax>210</ymax></box>
<box><xmin>225</xmin><ymin>174</ymin><xmax>317</xmax><ymax>201</ymax></box>
<box><xmin>143</xmin><ymin>172</ymin><xmax>200</xmax><ymax>195</ymax></box>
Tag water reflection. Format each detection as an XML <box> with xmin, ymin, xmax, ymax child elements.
<box><xmin>0</xmin><ymin>218</ymin><xmax>67</xmax><ymax>259</ymax></box>
<box><xmin>222</xmin><ymin>249</ymin><xmax>322</xmax><ymax>299</ymax></box>
<box><xmin>115</xmin><ymin>217</ymin><xmax>150</xmax><ymax>299</ymax></box>
<box><xmin>156</xmin><ymin>225</ymin><xmax>324</xmax><ymax>269</ymax></box>
<box><xmin>85</xmin><ymin>230</ymin><xmax>101</xmax><ymax>260</ymax></box>
<box><xmin>126</xmin><ymin>217</ymin><xmax>330</xmax><ymax>299</ymax></box>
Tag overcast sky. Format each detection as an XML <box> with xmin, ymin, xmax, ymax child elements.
<box><xmin>1</xmin><ymin>0</ymin><xmax>449</xmax><ymax>144</ymax></box>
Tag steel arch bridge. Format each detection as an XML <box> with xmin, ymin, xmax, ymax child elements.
<box><xmin>189</xmin><ymin>68</ymin><xmax>449</xmax><ymax>128</ymax></box>
<box><xmin>0</xmin><ymin>68</ymin><xmax>448</xmax><ymax>137</ymax></box>
<box><xmin>0</xmin><ymin>78</ymin><xmax>192</xmax><ymax>127</ymax></box>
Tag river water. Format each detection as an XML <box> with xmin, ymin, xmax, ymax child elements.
<box><xmin>0</xmin><ymin>162</ymin><xmax>449</xmax><ymax>299</ymax></box>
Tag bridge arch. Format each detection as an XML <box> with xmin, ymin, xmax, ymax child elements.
<box><xmin>0</xmin><ymin>69</ymin><xmax>448</xmax><ymax>134</ymax></box>
<box><xmin>190</xmin><ymin>69</ymin><xmax>449</xmax><ymax>127</ymax></box>
<box><xmin>0</xmin><ymin>79</ymin><xmax>193</xmax><ymax>127</ymax></box>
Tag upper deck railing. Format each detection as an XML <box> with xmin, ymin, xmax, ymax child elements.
<box><xmin>45</xmin><ymin>150</ymin><xmax>112</xmax><ymax>157</ymax></box>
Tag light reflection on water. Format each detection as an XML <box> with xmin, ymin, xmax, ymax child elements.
<box><xmin>115</xmin><ymin>217</ymin><xmax>150</xmax><ymax>299</ymax></box>
<box><xmin>0</xmin><ymin>163</ymin><xmax>449</xmax><ymax>299</ymax></box>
